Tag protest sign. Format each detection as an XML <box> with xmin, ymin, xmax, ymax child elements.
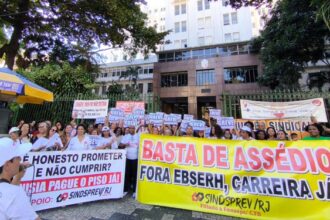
<box><xmin>124</xmin><ymin>114</ymin><xmax>139</xmax><ymax>127</ymax></box>
<box><xmin>116</xmin><ymin>101</ymin><xmax>144</xmax><ymax>115</ymax></box>
<box><xmin>95</xmin><ymin>117</ymin><xmax>105</xmax><ymax>125</ymax></box>
<box><xmin>148</xmin><ymin>113</ymin><xmax>164</xmax><ymax>126</ymax></box>
<box><xmin>218</xmin><ymin>117</ymin><xmax>235</xmax><ymax>129</ymax></box>
<box><xmin>109</xmin><ymin>108</ymin><xmax>125</xmax><ymax>123</ymax></box>
<box><xmin>137</xmin><ymin>134</ymin><xmax>330</xmax><ymax>220</ymax></box>
<box><xmin>184</xmin><ymin>114</ymin><xmax>194</xmax><ymax>121</ymax></box>
<box><xmin>72</xmin><ymin>100</ymin><xmax>109</xmax><ymax>119</ymax></box>
<box><xmin>240</xmin><ymin>98</ymin><xmax>328</xmax><ymax>122</ymax></box>
<box><xmin>189</xmin><ymin>120</ymin><xmax>205</xmax><ymax>131</ymax></box>
<box><xmin>209</xmin><ymin>109</ymin><xmax>221</xmax><ymax>118</ymax></box>
<box><xmin>21</xmin><ymin>150</ymin><xmax>126</xmax><ymax>211</ymax></box>
<box><xmin>164</xmin><ymin>114</ymin><xmax>179</xmax><ymax>125</ymax></box>
<box><xmin>180</xmin><ymin>120</ymin><xmax>190</xmax><ymax>132</ymax></box>
<box><xmin>171</xmin><ymin>114</ymin><xmax>182</xmax><ymax>123</ymax></box>
<box><xmin>235</xmin><ymin>119</ymin><xmax>310</xmax><ymax>139</ymax></box>
<box><xmin>88</xmin><ymin>135</ymin><xmax>103</xmax><ymax>149</ymax></box>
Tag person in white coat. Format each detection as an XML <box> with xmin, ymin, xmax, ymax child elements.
<box><xmin>67</xmin><ymin>124</ymin><xmax>92</xmax><ymax>151</ymax></box>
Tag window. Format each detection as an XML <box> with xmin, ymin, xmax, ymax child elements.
<box><xmin>198</xmin><ymin>37</ymin><xmax>205</xmax><ymax>46</ymax></box>
<box><xmin>198</xmin><ymin>18</ymin><xmax>204</xmax><ymax>29</ymax></box>
<box><xmin>223</xmin><ymin>14</ymin><xmax>230</xmax><ymax>25</ymax></box>
<box><xmin>204</xmin><ymin>0</ymin><xmax>210</xmax><ymax>9</ymax></box>
<box><xmin>181</xmin><ymin>39</ymin><xmax>187</xmax><ymax>48</ymax></box>
<box><xmin>197</xmin><ymin>0</ymin><xmax>203</xmax><ymax>11</ymax></box>
<box><xmin>233</xmin><ymin>32</ymin><xmax>240</xmax><ymax>41</ymax></box>
<box><xmin>175</xmin><ymin>5</ymin><xmax>180</xmax><ymax>15</ymax></box>
<box><xmin>138</xmin><ymin>83</ymin><xmax>143</xmax><ymax>94</ymax></box>
<box><xmin>205</xmin><ymin>17</ymin><xmax>212</xmax><ymax>28</ymax></box>
<box><xmin>161</xmin><ymin>72</ymin><xmax>188</xmax><ymax>87</ymax></box>
<box><xmin>231</xmin><ymin>12</ymin><xmax>238</xmax><ymax>24</ymax></box>
<box><xmin>175</xmin><ymin>22</ymin><xmax>180</xmax><ymax>33</ymax></box>
<box><xmin>227</xmin><ymin>45</ymin><xmax>238</xmax><ymax>55</ymax></box>
<box><xmin>102</xmin><ymin>85</ymin><xmax>107</xmax><ymax>94</ymax></box>
<box><xmin>196</xmin><ymin>69</ymin><xmax>215</xmax><ymax>86</ymax></box>
<box><xmin>174</xmin><ymin>40</ymin><xmax>180</xmax><ymax>48</ymax></box>
<box><xmin>224</xmin><ymin>66</ymin><xmax>258</xmax><ymax>84</ymax></box>
<box><xmin>181</xmin><ymin>21</ymin><xmax>187</xmax><ymax>32</ymax></box>
<box><xmin>181</xmin><ymin>4</ymin><xmax>186</xmax><ymax>14</ymax></box>
<box><xmin>147</xmin><ymin>83</ymin><xmax>153</xmax><ymax>93</ymax></box>
<box><xmin>224</xmin><ymin>33</ymin><xmax>232</xmax><ymax>42</ymax></box>
<box><xmin>222</xmin><ymin>0</ymin><xmax>229</xmax><ymax>6</ymax></box>
<box><xmin>205</xmin><ymin>36</ymin><xmax>213</xmax><ymax>45</ymax></box>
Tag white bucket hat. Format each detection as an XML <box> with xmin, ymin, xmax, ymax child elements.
<box><xmin>240</xmin><ymin>126</ymin><xmax>252</xmax><ymax>133</ymax></box>
<box><xmin>8</xmin><ymin>127</ymin><xmax>20</xmax><ymax>134</ymax></box>
<box><xmin>0</xmin><ymin>138</ymin><xmax>32</xmax><ymax>167</ymax></box>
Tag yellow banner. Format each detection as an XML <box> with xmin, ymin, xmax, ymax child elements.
<box><xmin>137</xmin><ymin>134</ymin><xmax>330</xmax><ymax>220</ymax></box>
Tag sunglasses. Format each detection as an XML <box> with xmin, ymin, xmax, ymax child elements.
<box><xmin>51</xmin><ymin>129</ymin><xmax>57</xmax><ymax>132</ymax></box>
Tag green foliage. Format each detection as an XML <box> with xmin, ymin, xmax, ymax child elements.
<box><xmin>0</xmin><ymin>0</ymin><xmax>168</xmax><ymax>69</ymax></box>
<box><xmin>21</xmin><ymin>62</ymin><xmax>95</xmax><ymax>96</ymax></box>
<box><xmin>119</xmin><ymin>66</ymin><xmax>141</xmax><ymax>96</ymax></box>
<box><xmin>252</xmin><ymin>0</ymin><xmax>330</xmax><ymax>89</ymax></box>
<box><xmin>107</xmin><ymin>81</ymin><xmax>123</xmax><ymax>95</ymax></box>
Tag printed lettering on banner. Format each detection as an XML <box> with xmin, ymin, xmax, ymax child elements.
<box><xmin>209</xmin><ymin>109</ymin><xmax>221</xmax><ymax>118</ymax></box>
<box><xmin>20</xmin><ymin>150</ymin><xmax>126</xmax><ymax>211</ymax></box>
<box><xmin>240</xmin><ymin>98</ymin><xmax>328</xmax><ymax>122</ymax></box>
<box><xmin>133</xmin><ymin>109</ymin><xmax>145</xmax><ymax>116</ymax></box>
<box><xmin>72</xmin><ymin>100</ymin><xmax>109</xmax><ymax>119</ymax></box>
<box><xmin>137</xmin><ymin>134</ymin><xmax>330</xmax><ymax>220</ymax></box>
<box><xmin>189</xmin><ymin>120</ymin><xmax>206</xmax><ymax>131</ymax></box>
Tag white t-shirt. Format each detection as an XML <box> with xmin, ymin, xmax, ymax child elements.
<box><xmin>0</xmin><ymin>183</ymin><xmax>38</xmax><ymax>220</ymax></box>
<box><xmin>120</xmin><ymin>133</ymin><xmax>139</xmax><ymax>160</ymax></box>
<box><xmin>46</xmin><ymin>133</ymin><xmax>63</xmax><ymax>149</ymax></box>
<box><xmin>67</xmin><ymin>135</ymin><xmax>92</xmax><ymax>151</ymax></box>
<box><xmin>32</xmin><ymin>137</ymin><xmax>49</xmax><ymax>151</ymax></box>
<box><xmin>100</xmin><ymin>136</ymin><xmax>116</xmax><ymax>149</ymax></box>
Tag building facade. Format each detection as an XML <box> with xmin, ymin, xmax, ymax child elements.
<box><xmin>154</xmin><ymin>41</ymin><xmax>264</xmax><ymax>118</ymax></box>
<box><xmin>95</xmin><ymin>56</ymin><xmax>157</xmax><ymax>96</ymax></box>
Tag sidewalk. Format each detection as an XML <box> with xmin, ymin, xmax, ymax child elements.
<box><xmin>38</xmin><ymin>193</ymin><xmax>243</xmax><ymax>220</ymax></box>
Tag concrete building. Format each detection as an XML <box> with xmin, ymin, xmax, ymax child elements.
<box><xmin>95</xmin><ymin>56</ymin><xmax>156</xmax><ymax>96</ymax></box>
<box><xmin>154</xmin><ymin>41</ymin><xmax>263</xmax><ymax>118</ymax></box>
<box><xmin>161</xmin><ymin>0</ymin><xmax>271</xmax><ymax>50</ymax></box>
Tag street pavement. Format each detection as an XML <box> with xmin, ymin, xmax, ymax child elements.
<box><xmin>38</xmin><ymin>193</ymin><xmax>243</xmax><ymax>220</ymax></box>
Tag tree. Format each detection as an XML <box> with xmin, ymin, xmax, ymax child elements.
<box><xmin>251</xmin><ymin>0</ymin><xmax>330</xmax><ymax>89</ymax></box>
<box><xmin>107</xmin><ymin>81</ymin><xmax>123</xmax><ymax>96</ymax></box>
<box><xmin>0</xmin><ymin>0</ymin><xmax>167</xmax><ymax>69</ymax></box>
<box><xmin>119</xmin><ymin>66</ymin><xmax>141</xmax><ymax>95</ymax></box>
<box><xmin>21</xmin><ymin>62</ymin><xmax>95</xmax><ymax>96</ymax></box>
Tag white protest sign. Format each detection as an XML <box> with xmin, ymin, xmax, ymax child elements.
<box><xmin>109</xmin><ymin>108</ymin><xmax>125</xmax><ymax>123</ymax></box>
<box><xmin>184</xmin><ymin>114</ymin><xmax>194</xmax><ymax>120</ymax></box>
<box><xmin>72</xmin><ymin>100</ymin><xmax>109</xmax><ymax>119</ymax></box>
<box><xmin>21</xmin><ymin>150</ymin><xmax>126</xmax><ymax>211</ymax></box>
<box><xmin>95</xmin><ymin>117</ymin><xmax>105</xmax><ymax>124</ymax></box>
<box><xmin>170</xmin><ymin>113</ymin><xmax>182</xmax><ymax>123</ymax></box>
<box><xmin>164</xmin><ymin>114</ymin><xmax>179</xmax><ymax>125</ymax></box>
<box><xmin>133</xmin><ymin>109</ymin><xmax>145</xmax><ymax>116</ymax></box>
<box><xmin>204</xmin><ymin>127</ymin><xmax>211</xmax><ymax>138</ymax></box>
<box><xmin>148</xmin><ymin>113</ymin><xmax>164</xmax><ymax>126</ymax></box>
<box><xmin>124</xmin><ymin>114</ymin><xmax>139</xmax><ymax>127</ymax></box>
<box><xmin>189</xmin><ymin>120</ymin><xmax>206</xmax><ymax>131</ymax></box>
<box><xmin>218</xmin><ymin>117</ymin><xmax>235</xmax><ymax>129</ymax></box>
<box><xmin>209</xmin><ymin>109</ymin><xmax>221</xmax><ymax>118</ymax></box>
<box><xmin>240</xmin><ymin>98</ymin><xmax>328</xmax><ymax>122</ymax></box>
<box><xmin>180</xmin><ymin>120</ymin><xmax>190</xmax><ymax>132</ymax></box>
<box><xmin>88</xmin><ymin>135</ymin><xmax>103</xmax><ymax>149</ymax></box>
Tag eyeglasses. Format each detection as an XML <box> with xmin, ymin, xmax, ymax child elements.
<box><xmin>51</xmin><ymin>129</ymin><xmax>57</xmax><ymax>132</ymax></box>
